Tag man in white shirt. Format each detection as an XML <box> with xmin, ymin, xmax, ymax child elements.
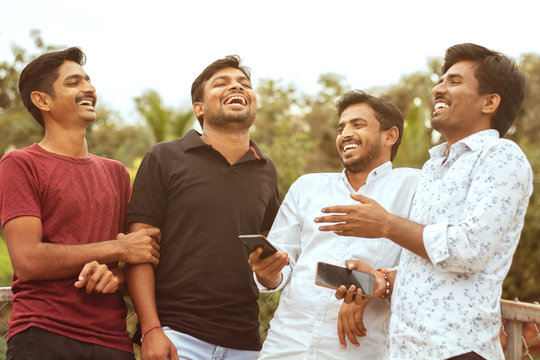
<box><xmin>249</xmin><ymin>90</ymin><xmax>420</xmax><ymax>359</ymax></box>
<box><xmin>317</xmin><ymin>43</ymin><xmax>532</xmax><ymax>360</ymax></box>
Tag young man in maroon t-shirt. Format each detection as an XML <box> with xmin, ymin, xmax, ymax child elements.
<box><xmin>0</xmin><ymin>47</ymin><xmax>161</xmax><ymax>360</ymax></box>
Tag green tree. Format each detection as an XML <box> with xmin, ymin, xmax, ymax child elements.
<box><xmin>134</xmin><ymin>89</ymin><xmax>195</xmax><ymax>143</ymax></box>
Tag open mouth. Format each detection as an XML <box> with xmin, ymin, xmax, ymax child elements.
<box><xmin>342</xmin><ymin>143</ymin><xmax>359</xmax><ymax>155</ymax></box>
<box><xmin>77</xmin><ymin>96</ymin><xmax>96</xmax><ymax>110</ymax></box>
<box><xmin>223</xmin><ymin>95</ymin><xmax>247</xmax><ymax>106</ymax></box>
<box><xmin>433</xmin><ymin>100</ymin><xmax>449</xmax><ymax>114</ymax></box>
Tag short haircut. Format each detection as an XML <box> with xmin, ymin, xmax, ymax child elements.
<box><xmin>190</xmin><ymin>55</ymin><xmax>251</xmax><ymax>127</ymax></box>
<box><xmin>443</xmin><ymin>43</ymin><xmax>526</xmax><ymax>136</ymax></box>
<box><xmin>336</xmin><ymin>90</ymin><xmax>404</xmax><ymax>161</ymax></box>
<box><xmin>19</xmin><ymin>47</ymin><xmax>86</xmax><ymax>127</ymax></box>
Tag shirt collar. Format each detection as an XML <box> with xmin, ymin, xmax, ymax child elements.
<box><xmin>340</xmin><ymin>161</ymin><xmax>393</xmax><ymax>189</ymax></box>
<box><xmin>181</xmin><ymin>129</ymin><xmax>267</xmax><ymax>163</ymax></box>
<box><xmin>429</xmin><ymin>129</ymin><xmax>500</xmax><ymax>159</ymax></box>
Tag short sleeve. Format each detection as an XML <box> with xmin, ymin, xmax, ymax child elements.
<box><xmin>0</xmin><ymin>155</ymin><xmax>42</xmax><ymax>227</ymax></box>
<box><xmin>127</xmin><ymin>151</ymin><xmax>168</xmax><ymax>228</ymax></box>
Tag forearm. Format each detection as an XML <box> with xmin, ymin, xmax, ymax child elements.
<box><xmin>126</xmin><ymin>263</ymin><xmax>161</xmax><ymax>332</ymax></box>
<box><xmin>11</xmin><ymin>240</ymin><xmax>125</xmax><ymax>282</ymax></box>
<box><xmin>383</xmin><ymin>213</ymin><xmax>428</xmax><ymax>260</ymax></box>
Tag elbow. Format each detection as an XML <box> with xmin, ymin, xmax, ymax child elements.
<box><xmin>12</xmin><ymin>262</ymin><xmax>39</xmax><ymax>282</ymax></box>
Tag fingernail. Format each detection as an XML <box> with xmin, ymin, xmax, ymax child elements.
<box><xmin>314</xmin><ymin>218</ymin><xmax>319</xmax><ymax>222</ymax></box>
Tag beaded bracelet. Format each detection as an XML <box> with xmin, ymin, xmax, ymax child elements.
<box><xmin>141</xmin><ymin>325</ymin><xmax>162</xmax><ymax>343</ymax></box>
<box><xmin>377</xmin><ymin>268</ymin><xmax>391</xmax><ymax>299</ymax></box>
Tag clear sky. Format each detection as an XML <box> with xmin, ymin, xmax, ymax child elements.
<box><xmin>1</xmin><ymin>0</ymin><xmax>538</xmax><ymax>122</ymax></box>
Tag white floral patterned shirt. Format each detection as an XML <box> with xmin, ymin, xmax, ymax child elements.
<box><xmin>388</xmin><ymin>130</ymin><xmax>533</xmax><ymax>360</ymax></box>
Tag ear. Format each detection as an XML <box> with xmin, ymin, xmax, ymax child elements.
<box><xmin>383</xmin><ymin>126</ymin><xmax>399</xmax><ymax>148</ymax></box>
<box><xmin>481</xmin><ymin>93</ymin><xmax>501</xmax><ymax>116</ymax></box>
<box><xmin>30</xmin><ymin>91</ymin><xmax>51</xmax><ymax>112</ymax></box>
<box><xmin>193</xmin><ymin>102</ymin><xmax>204</xmax><ymax>120</ymax></box>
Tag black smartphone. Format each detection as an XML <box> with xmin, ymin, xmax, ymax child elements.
<box><xmin>315</xmin><ymin>262</ymin><xmax>375</xmax><ymax>296</ymax></box>
<box><xmin>238</xmin><ymin>234</ymin><xmax>278</xmax><ymax>259</ymax></box>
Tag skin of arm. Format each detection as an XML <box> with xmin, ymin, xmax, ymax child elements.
<box><xmin>3</xmin><ymin>216</ymin><xmax>161</xmax><ymax>282</ymax></box>
<box><xmin>315</xmin><ymin>193</ymin><xmax>428</xmax><ymax>260</ymax></box>
<box><xmin>125</xmin><ymin>222</ymin><xmax>178</xmax><ymax>360</ymax></box>
<box><xmin>334</xmin><ymin>260</ymin><xmax>396</xmax><ymax>348</ymax></box>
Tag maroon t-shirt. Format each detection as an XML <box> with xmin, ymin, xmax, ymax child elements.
<box><xmin>0</xmin><ymin>144</ymin><xmax>133</xmax><ymax>353</ymax></box>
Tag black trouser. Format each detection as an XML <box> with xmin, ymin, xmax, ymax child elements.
<box><xmin>446</xmin><ymin>351</ymin><xmax>486</xmax><ymax>360</ymax></box>
<box><xmin>6</xmin><ymin>326</ymin><xmax>134</xmax><ymax>360</ymax></box>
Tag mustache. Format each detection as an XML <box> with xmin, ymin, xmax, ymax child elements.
<box><xmin>75</xmin><ymin>94</ymin><xmax>97</xmax><ymax>104</ymax></box>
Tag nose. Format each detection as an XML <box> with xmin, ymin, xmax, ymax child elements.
<box><xmin>228</xmin><ymin>81</ymin><xmax>246</xmax><ymax>92</ymax></box>
<box><xmin>83</xmin><ymin>80</ymin><xmax>96</xmax><ymax>94</ymax></box>
<box><xmin>432</xmin><ymin>81</ymin><xmax>446</xmax><ymax>97</ymax></box>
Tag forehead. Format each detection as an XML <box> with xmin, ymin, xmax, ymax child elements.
<box><xmin>207</xmin><ymin>67</ymin><xmax>250</xmax><ymax>83</ymax></box>
<box><xmin>55</xmin><ymin>60</ymin><xmax>88</xmax><ymax>81</ymax></box>
<box><xmin>338</xmin><ymin>102</ymin><xmax>378</xmax><ymax>125</ymax></box>
<box><xmin>443</xmin><ymin>60</ymin><xmax>478</xmax><ymax>79</ymax></box>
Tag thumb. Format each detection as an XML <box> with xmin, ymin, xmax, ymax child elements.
<box><xmin>350</xmin><ymin>193</ymin><xmax>372</xmax><ymax>203</ymax></box>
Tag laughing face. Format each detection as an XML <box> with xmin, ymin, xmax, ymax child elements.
<box><xmin>431</xmin><ymin>60</ymin><xmax>489</xmax><ymax>143</ymax></box>
<box><xmin>194</xmin><ymin>67</ymin><xmax>257</xmax><ymax>129</ymax></box>
<box><xmin>46</xmin><ymin>60</ymin><xmax>97</xmax><ymax>125</ymax></box>
<box><xmin>336</xmin><ymin>102</ymin><xmax>385</xmax><ymax>173</ymax></box>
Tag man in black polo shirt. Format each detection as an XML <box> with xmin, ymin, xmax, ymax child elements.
<box><xmin>126</xmin><ymin>56</ymin><xmax>281</xmax><ymax>360</ymax></box>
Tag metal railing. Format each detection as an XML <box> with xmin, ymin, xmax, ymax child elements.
<box><xmin>1</xmin><ymin>287</ymin><xmax>539</xmax><ymax>359</ymax></box>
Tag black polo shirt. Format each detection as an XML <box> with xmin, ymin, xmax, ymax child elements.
<box><xmin>128</xmin><ymin>129</ymin><xmax>280</xmax><ymax>350</ymax></box>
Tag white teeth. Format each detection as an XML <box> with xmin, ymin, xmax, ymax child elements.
<box><xmin>434</xmin><ymin>102</ymin><xmax>448</xmax><ymax>110</ymax></box>
<box><xmin>225</xmin><ymin>96</ymin><xmax>247</xmax><ymax>105</ymax></box>
<box><xmin>343</xmin><ymin>144</ymin><xmax>358</xmax><ymax>151</ymax></box>
<box><xmin>79</xmin><ymin>100</ymin><xmax>93</xmax><ymax>106</ymax></box>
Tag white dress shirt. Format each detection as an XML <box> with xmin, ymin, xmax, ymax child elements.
<box><xmin>258</xmin><ymin>162</ymin><xmax>420</xmax><ymax>360</ymax></box>
<box><xmin>388</xmin><ymin>130</ymin><xmax>533</xmax><ymax>360</ymax></box>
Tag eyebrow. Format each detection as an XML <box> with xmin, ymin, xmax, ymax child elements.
<box><xmin>337</xmin><ymin>118</ymin><xmax>367</xmax><ymax>128</ymax></box>
<box><xmin>211</xmin><ymin>75</ymin><xmax>250</xmax><ymax>83</ymax></box>
<box><xmin>63</xmin><ymin>73</ymin><xmax>91</xmax><ymax>82</ymax></box>
<box><xmin>439</xmin><ymin>73</ymin><xmax>463</xmax><ymax>84</ymax></box>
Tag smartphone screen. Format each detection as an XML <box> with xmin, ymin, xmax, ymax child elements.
<box><xmin>238</xmin><ymin>234</ymin><xmax>278</xmax><ymax>259</ymax></box>
<box><xmin>315</xmin><ymin>262</ymin><xmax>375</xmax><ymax>296</ymax></box>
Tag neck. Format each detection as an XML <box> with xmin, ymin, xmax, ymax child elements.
<box><xmin>345</xmin><ymin>161</ymin><xmax>387</xmax><ymax>192</ymax></box>
<box><xmin>345</xmin><ymin>170</ymin><xmax>369</xmax><ymax>192</ymax></box>
<box><xmin>39</xmin><ymin>122</ymin><xmax>89</xmax><ymax>159</ymax></box>
<box><xmin>201</xmin><ymin>125</ymin><xmax>250</xmax><ymax>165</ymax></box>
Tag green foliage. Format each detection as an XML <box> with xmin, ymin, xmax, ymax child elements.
<box><xmin>134</xmin><ymin>89</ymin><xmax>195</xmax><ymax>143</ymax></box>
<box><xmin>0</xmin><ymin>233</ymin><xmax>13</xmax><ymax>286</ymax></box>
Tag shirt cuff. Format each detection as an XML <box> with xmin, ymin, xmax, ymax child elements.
<box><xmin>423</xmin><ymin>222</ymin><xmax>450</xmax><ymax>266</ymax></box>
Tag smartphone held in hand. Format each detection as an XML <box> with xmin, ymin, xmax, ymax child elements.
<box><xmin>315</xmin><ymin>262</ymin><xmax>375</xmax><ymax>296</ymax></box>
<box><xmin>239</xmin><ymin>234</ymin><xmax>278</xmax><ymax>259</ymax></box>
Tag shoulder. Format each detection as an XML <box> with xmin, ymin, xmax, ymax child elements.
<box><xmin>479</xmin><ymin>138</ymin><xmax>531</xmax><ymax>170</ymax></box>
<box><xmin>389</xmin><ymin>167</ymin><xmax>421</xmax><ymax>181</ymax></box>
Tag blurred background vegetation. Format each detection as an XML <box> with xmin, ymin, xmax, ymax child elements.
<box><xmin>0</xmin><ymin>31</ymin><xmax>539</xmax><ymax>302</ymax></box>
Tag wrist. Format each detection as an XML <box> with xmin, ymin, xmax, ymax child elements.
<box><xmin>376</xmin><ymin>268</ymin><xmax>391</xmax><ymax>299</ymax></box>
<box><xmin>141</xmin><ymin>324</ymin><xmax>162</xmax><ymax>342</ymax></box>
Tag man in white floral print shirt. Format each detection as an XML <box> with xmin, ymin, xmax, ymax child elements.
<box><xmin>316</xmin><ymin>43</ymin><xmax>533</xmax><ymax>360</ymax></box>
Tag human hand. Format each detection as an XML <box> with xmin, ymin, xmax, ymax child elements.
<box><xmin>140</xmin><ymin>328</ymin><xmax>178</xmax><ymax>360</ymax></box>
<box><xmin>314</xmin><ymin>193</ymin><xmax>390</xmax><ymax>238</ymax></box>
<box><xmin>335</xmin><ymin>260</ymin><xmax>387</xmax><ymax>303</ymax></box>
<box><xmin>116</xmin><ymin>227</ymin><xmax>161</xmax><ymax>267</ymax></box>
<box><xmin>337</xmin><ymin>300</ymin><xmax>368</xmax><ymax>348</ymax></box>
<box><xmin>248</xmin><ymin>248</ymin><xmax>289</xmax><ymax>289</ymax></box>
<box><xmin>74</xmin><ymin>261</ymin><xmax>120</xmax><ymax>294</ymax></box>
